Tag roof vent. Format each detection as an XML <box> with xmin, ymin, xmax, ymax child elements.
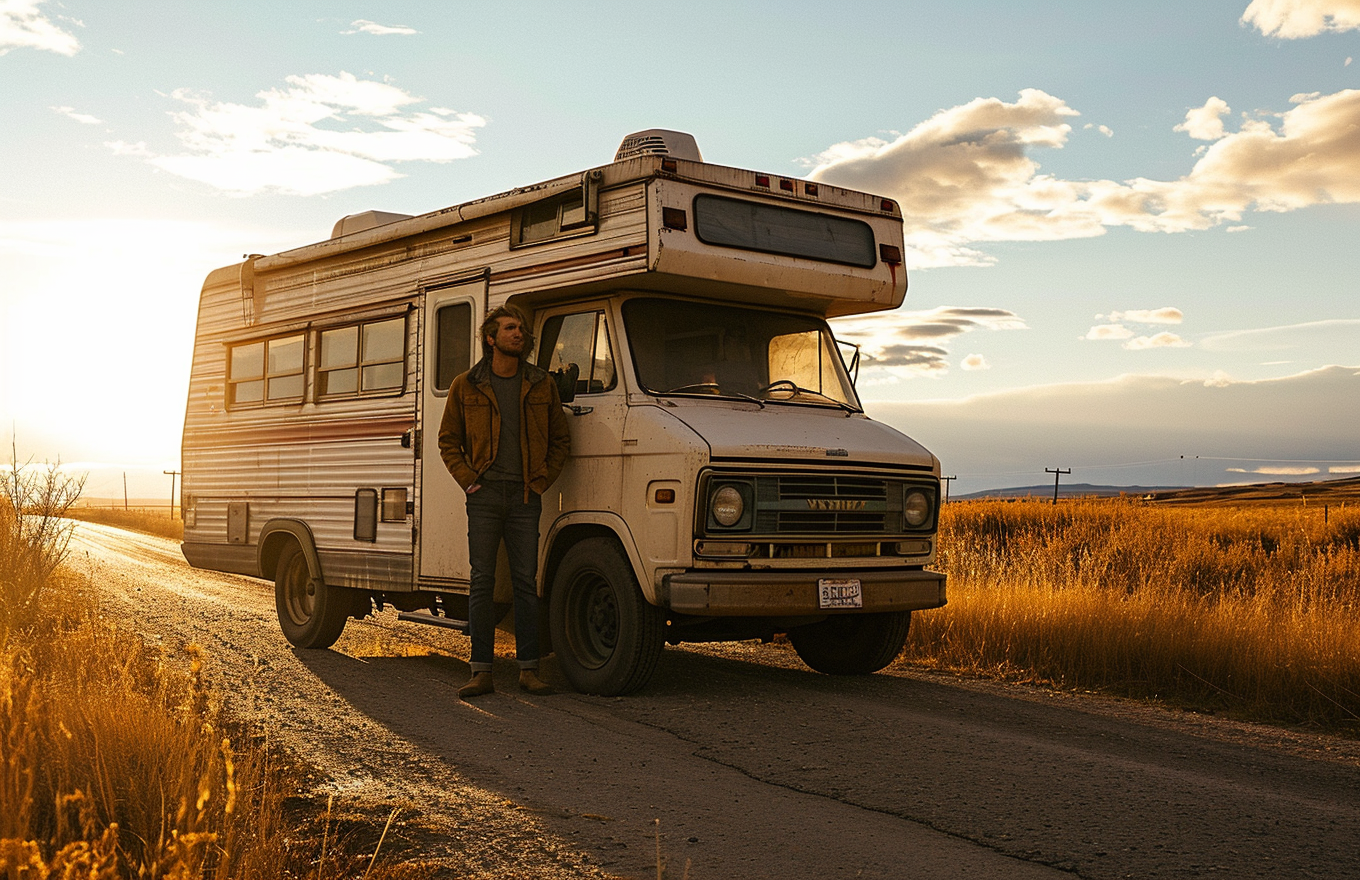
<box><xmin>614</xmin><ymin>129</ymin><xmax>702</xmax><ymax>163</ymax></box>
<box><xmin>330</xmin><ymin>210</ymin><xmax>415</xmax><ymax>239</ymax></box>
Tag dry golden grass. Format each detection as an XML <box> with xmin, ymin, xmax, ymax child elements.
<box><xmin>904</xmin><ymin>498</ymin><xmax>1360</xmax><ymax>730</ymax></box>
<box><xmin>2</xmin><ymin>467</ymin><xmax>432</xmax><ymax>879</ymax></box>
<box><xmin>65</xmin><ymin>506</ymin><xmax>185</xmax><ymax>542</ymax></box>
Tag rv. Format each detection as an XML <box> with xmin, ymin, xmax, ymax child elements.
<box><xmin>180</xmin><ymin>130</ymin><xmax>946</xmax><ymax>695</ymax></box>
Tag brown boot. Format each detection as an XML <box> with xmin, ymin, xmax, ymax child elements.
<box><xmin>518</xmin><ymin>669</ymin><xmax>554</xmax><ymax>696</ymax></box>
<box><xmin>458</xmin><ymin>671</ymin><xmax>494</xmax><ymax>699</ymax></box>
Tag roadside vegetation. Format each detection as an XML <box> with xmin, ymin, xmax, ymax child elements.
<box><xmin>906</xmin><ymin>498</ymin><xmax>1360</xmax><ymax>731</ymax></box>
<box><xmin>64</xmin><ymin>504</ymin><xmax>184</xmax><ymax>541</ymax></box>
<box><xmin>1</xmin><ymin>460</ymin><xmax>428</xmax><ymax>879</ymax></box>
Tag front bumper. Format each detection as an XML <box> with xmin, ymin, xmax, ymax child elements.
<box><xmin>661</xmin><ymin>568</ymin><xmax>946</xmax><ymax>616</ymax></box>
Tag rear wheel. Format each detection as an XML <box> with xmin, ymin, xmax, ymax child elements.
<box><xmin>549</xmin><ymin>537</ymin><xmax>664</xmax><ymax>695</ymax></box>
<box><xmin>789</xmin><ymin>611</ymin><xmax>912</xmax><ymax>675</ymax></box>
<box><xmin>275</xmin><ymin>543</ymin><xmax>351</xmax><ymax>649</ymax></box>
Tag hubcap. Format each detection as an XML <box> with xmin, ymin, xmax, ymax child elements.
<box><xmin>568</xmin><ymin>571</ymin><xmax>618</xmax><ymax>670</ymax></box>
<box><xmin>282</xmin><ymin>556</ymin><xmax>314</xmax><ymax>626</ymax></box>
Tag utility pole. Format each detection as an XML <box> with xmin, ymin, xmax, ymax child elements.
<box><xmin>123</xmin><ymin>472</ymin><xmax>129</xmax><ymax>510</ymax></box>
<box><xmin>1045</xmin><ymin>467</ymin><xmax>1071</xmax><ymax>505</ymax></box>
<box><xmin>164</xmin><ymin>469</ymin><xmax>180</xmax><ymax>519</ymax></box>
<box><xmin>941</xmin><ymin>475</ymin><xmax>956</xmax><ymax>502</ymax></box>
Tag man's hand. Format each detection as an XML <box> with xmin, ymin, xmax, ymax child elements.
<box><xmin>467</xmin><ymin>483</ymin><xmax>482</xmax><ymax>494</ymax></box>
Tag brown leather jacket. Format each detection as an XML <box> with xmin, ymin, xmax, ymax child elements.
<box><xmin>438</xmin><ymin>357</ymin><xmax>571</xmax><ymax>499</ymax></box>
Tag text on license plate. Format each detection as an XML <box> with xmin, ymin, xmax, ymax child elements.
<box><xmin>818</xmin><ymin>578</ymin><xmax>863</xmax><ymax>609</ymax></box>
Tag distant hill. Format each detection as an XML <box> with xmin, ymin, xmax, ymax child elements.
<box><xmin>954</xmin><ymin>482</ymin><xmax>1184</xmax><ymax>501</ymax></box>
<box><xmin>956</xmin><ymin>475</ymin><xmax>1360</xmax><ymax>505</ymax></box>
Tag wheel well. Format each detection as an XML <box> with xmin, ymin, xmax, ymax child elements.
<box><xmin>258</xmin><ymin>520</ymin><xmax>320</xmax><ymax>582</ymax></box>
<box><xmin>258</xmin><ymin>531</ymin><xmax>295</xmax><ymax>580</ymax></box>
<box><xmin>543</xmin><ymin>524</ymin><xmax>623</xmax><ymax>598</ymax></box>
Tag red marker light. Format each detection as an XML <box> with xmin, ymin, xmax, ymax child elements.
<box><xmin>879</xmin><ymin>244</ymin><xmax>903</xmax><ymax>265</ymax></box>
<box><xmin>779</xmin><ymin>179</ymin><xmax>794</xmax><ymax>192</ymax></box>
<box><xmin>755</xmin><ymin>174</ymin><xmax>770</xmax><ymax>187</ymax></box>
<box><xmin>662</xmin><ymin>207</ymin><xmax>688</xmax><ymax>230</ymax></box>
<box><xmin>804</xmin><ymin>182</ymin><xmax>819</xmax><ymax>196</ymax></box>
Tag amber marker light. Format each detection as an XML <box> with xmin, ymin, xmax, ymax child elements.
<box><xmin>654</xmin><ymin>488</ymin><xmax>676</xmax><ymax>504</ymax></box>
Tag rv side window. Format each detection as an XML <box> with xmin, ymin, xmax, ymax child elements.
<box><xmin>228</xmin><ymin>334</ymin><xmax>304</xmax><ymax>407</ymax></box>
<box><xmin>318</xmin><ymin>316</ymin><xmax>407</xmax><ymax>398</ymax></box>
<box><xmin>435</xmin><ymin>303</ymin><xmax>473</xmax><ymax>392</ymax></box>
<box><xmin>537</xmin><ymin>311</ymin><xmax>616</xmax><ymax>395</ymax></box>
<box><xmin>511</xmin><ymin>184</ymin><xmax>597</xmax><ymax>247</ymax></box>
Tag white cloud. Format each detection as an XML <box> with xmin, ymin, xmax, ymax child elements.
<box><xmin>1174</xmin><ymin>97</ymin><xmax>1231</xmax><ymax>140</ymax></box>
<box><xmin>1226</xmin><ymin>466</ymin><xmax>1321</xmax><ymax>475</ymax></box>
<box><xmin>1332</xmin><ymin>465</ymin><xmax>1360</xmax><ymax>473</ymax></box>
<box><xmin>960</xmin><ymin>354</ymin><xmax>991</xmax><ymax>371</ymax></box>
<box><xmin>1084</xmin><ymin>324</ymin><xmax>1134</xmax><ymax>341</ymax></box>
<box><xmin>1123</xmin><ymin>332</ymin><xmax>1191</xmax><ymax>350</ymax></box>
<box><xmin>130</xmin><ymin>72</ymin><xmax>486</xmax><ymax>196</ymax></box>
<box><xmin>832</xmin><ymin>306</ymin><xmax>1026</xmax><ymax>375</ymax></box>
<box><xmin>807</xmin><ymin>89</ymin><xmax>1095</xmax><ymax>268</ymax></box>
<box><xmin>343</xmin><ymin>19</ymin><xmax>419</xmax><ymax>36</ymax></box>
<box><xmin>1200</xmin><ymin>317</ymin><xmax>1360</xmax><ymax>351</ymax></box>
<box><xmin>809</xmin><ymin>87</ymin><xmax>1360</xmax><ymax>267</ymax></box>
<box><xmin>1242</xmin><ymin>0</ymin><xmax>1360</xmax><ymax>38</ymax></box>
<box><xmin>1108</xmin><ymin>307</ymin><xmax>1184</xmax><ymax>325</ymax></box>
<box><xmin>1085</xmin><ymin>123</ymin><xmax>1114</xmax><ymax>137</ymax></box>
<box><xmin>0</xmin><ymin>0</ymin><xmax>79</xmax><ymax>55</ymax></box>
<box><xmin>52</xmin><ymin>105</ymin><xmax>100</xmax><ymax>125</ymax></box>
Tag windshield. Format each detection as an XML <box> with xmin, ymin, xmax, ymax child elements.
<box><xmin>621</xmin><ymin>298</ymin><xmax>860</xmax><ymax>409</ymax></box>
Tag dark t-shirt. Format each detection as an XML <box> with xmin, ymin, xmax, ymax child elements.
<box><xmin>481</xmin><ymin>365</ymin><xmax>523</xmax><ymax>482</ymax></box>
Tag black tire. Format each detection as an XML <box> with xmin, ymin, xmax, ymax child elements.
<box><xmin>549</xmin><ymin>537</ymin><xmax>664</xmax><ymax>695</ymax></box>
<box><xmin>789</xmin><ymin>611</ymin><xmax>912</xmax><ymax>676</ymax></box>
<box><xmin>274</xmin><ymin>542</ymin><xmax>350</xmax><ymax>649</ymax></box>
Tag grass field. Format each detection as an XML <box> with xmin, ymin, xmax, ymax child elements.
<box><xmin>63</xmin><ymin>505</ymin><xmax>184</xmax><ymax>541</ymax></box>
<box><xmin>904</xmin><ymin>498</ymin><xmax>1360</xmax><ymax>730</ymax></box>
<box><xmin>2</xmin><ymin>465</ymin><xmax>427</xmax><ymax>878</ymax></box>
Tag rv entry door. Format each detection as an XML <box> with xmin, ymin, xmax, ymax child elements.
<box><xmin>417</xmin><ymin>278</ymin><xmax>481</xmax><ymax>583</ymax></box>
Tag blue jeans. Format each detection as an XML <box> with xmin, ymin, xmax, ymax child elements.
<box><xmin>466</xmin><ymin>480</ymin><xmax>542</xmax><ymax>672</ymax></box>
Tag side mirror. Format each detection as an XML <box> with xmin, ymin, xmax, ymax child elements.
<box><xmin>553</xmin><ymin>363</ymin><xmax>580</xmax><ymax>403</ymax></box>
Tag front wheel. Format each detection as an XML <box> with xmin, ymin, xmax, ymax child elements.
<box><xmin>549</xmin><ymin>537</ymin><xmax>664</xmax><ymax>695</ymax></box>
<box><xmin>275</xmin><ymin>543</ymin><xmax>351</xmax><ymax>649</ymax></box>
<box><xmin>789</xmin><ymin>611</ymin><xmax>912</xmax><ymax>676</ymax></box>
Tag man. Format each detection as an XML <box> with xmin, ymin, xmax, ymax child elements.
<box><xmin>439</xmin><ymin>303</ymin><xmax>571</xmax><ymax>698</ymax></box>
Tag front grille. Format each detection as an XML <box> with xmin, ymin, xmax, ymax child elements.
<box><xmin>714</xmin><ymin>473</ymin><xmax>900</xmax><ymax>536</ymax></box>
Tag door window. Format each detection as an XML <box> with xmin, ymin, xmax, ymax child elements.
<box><xmin>537</xmin><ymin>311</ymin><xmax>616</xmax><ymax>395</ymax></box>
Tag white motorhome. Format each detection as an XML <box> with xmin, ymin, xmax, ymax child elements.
<box><xmin>180</xmin><ymin>130</ymin><xmax>945</xmax><ymax>695</ymax></box>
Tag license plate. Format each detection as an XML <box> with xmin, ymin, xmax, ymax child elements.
<box><xmin>818</xmin><ymin>578</ymin><xmax>863</xmax><ymax>609</ymax></box>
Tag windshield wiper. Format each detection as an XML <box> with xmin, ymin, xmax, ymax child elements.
<box><xmin>655</xmin><ymin>383</ymin><xmax>765</xmax><ymax>408</ymax></box>
<box><xmin>757</xmin><ymin>379</ymin><xmax>860</xmax><ymax>414</ymax></box>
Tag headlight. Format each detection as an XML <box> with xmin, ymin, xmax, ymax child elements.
<box><xmin>904</xmin><ymin>490</ymin><xmax>930</xmax><ymax>527</ymax></box>
<box><xmin>711</xmin><ymin>485</ymin><xmax>745</xmax><ymax>527</ymax></box>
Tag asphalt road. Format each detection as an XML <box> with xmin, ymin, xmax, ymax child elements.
<box><xmin>71</xmin><ymin>521</ymin><xmax>1360</xmax><ymax>879</ymax></box>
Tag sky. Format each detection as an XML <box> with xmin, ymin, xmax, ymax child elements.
<box><xmin>2</xmin><ymin>0</ymin><xmax>1359</xmax><ymax>498</ymax></box>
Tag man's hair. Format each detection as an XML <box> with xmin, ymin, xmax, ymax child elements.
<box><xmin>480</xmin><ymin>303</ymin><xmax>534</xmax><ymax>361</ymax></box>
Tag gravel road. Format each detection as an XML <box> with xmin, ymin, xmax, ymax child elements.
<box><xmin>71</xmin><ymin>521</ymin><xmax>1360</xmax><ymax>879</ymax></box>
